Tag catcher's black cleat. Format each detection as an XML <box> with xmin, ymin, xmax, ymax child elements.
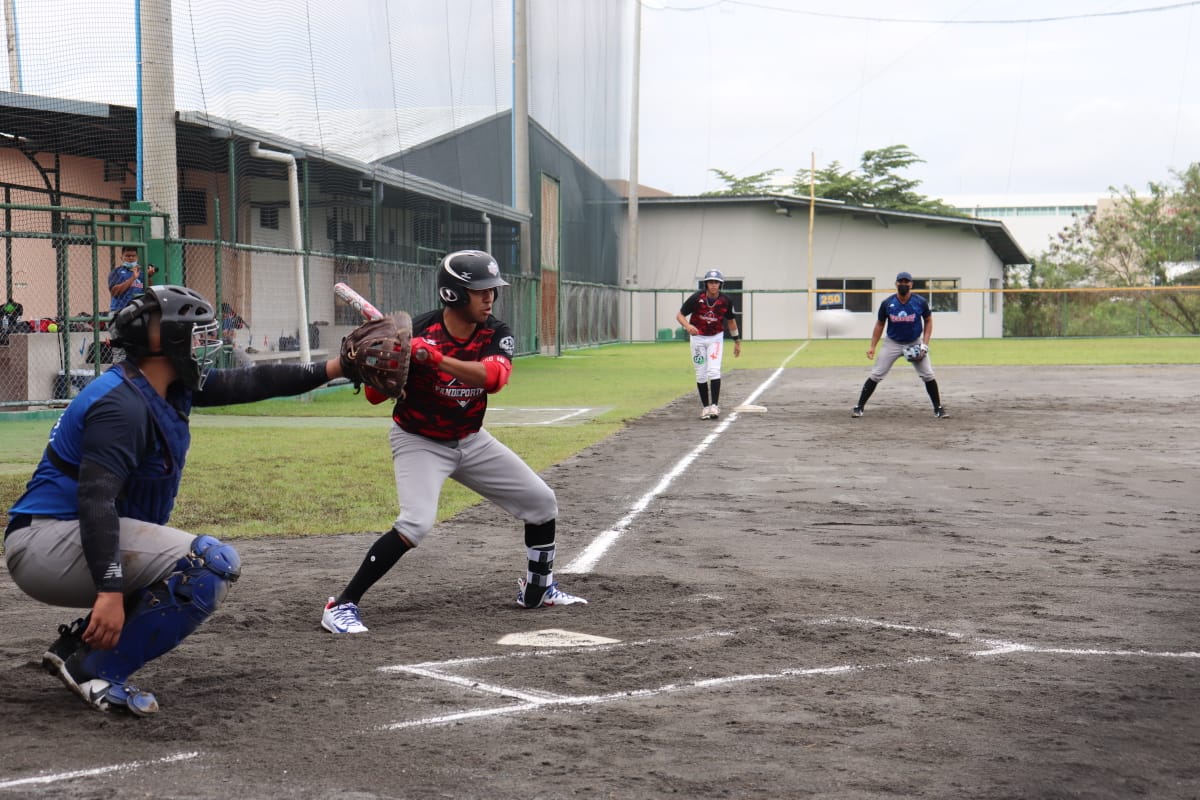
<box><xmin>43</xmin><ymin>618</ymin><xmax>87</xmax><ymax>669</ymax></box>
<box><xmin>851</xmin><ymin>406</ymin><xmax>864</xmax><ymax>418</ymax></box>
<box><xmin>934</xmin><ymin>406</ymin><xmax>948</xmax><ymax>418</ymax></box>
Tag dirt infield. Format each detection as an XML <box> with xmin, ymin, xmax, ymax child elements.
<box><xmin>2</xmin><ymin>365</ymin><xmax>1198</xmax><ymax>799</ymax></box>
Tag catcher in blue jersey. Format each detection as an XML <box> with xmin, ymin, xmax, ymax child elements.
<box><xmin>4</xmin><ymin>285</ymin><xmax>347</xmax><ymax>716</ymax></box>
<box><xmin>851</xmin><ymin>271</ymin><xmax>947</xmax><ymax>419</ymax></box>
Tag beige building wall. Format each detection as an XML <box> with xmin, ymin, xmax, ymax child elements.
<box><xmin>627</xmin><ymin>202</ymin><xmax>1007</xmax><ymax>340</ymax></box>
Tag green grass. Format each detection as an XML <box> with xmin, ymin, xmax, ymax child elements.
<box><xmin>3</xmin><ymin>337</ymin><xmax>1197</xmax><ymax>539</ymax></box>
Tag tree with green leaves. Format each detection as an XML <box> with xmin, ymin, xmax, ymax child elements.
<box><xmin>701</xmin><ymin>168</ymin><xmax>782</xmax><ymax>196</ymax></box>
<box><xmin>706</xmin><ymin>145</ymin><xmax>961</xmax><ymax>215</ymax></box>
<box><xmin>1020</xmin><ymin>163</ymin><xmax>1200</xmax><ymax>335</ymax></box>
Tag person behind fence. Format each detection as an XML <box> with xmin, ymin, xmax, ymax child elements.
<box><xmin>220</xmin><ymin>302</ymin><xmax>251</xmax><ymax>367</ymax></box>
<box><xmin>108</xmin><ymin>245</ymin><xmax>156</xmax><ymax>313</ymax></box>
<box><xmin>851</xmin><ymin>271</ymin><xmax>946</xmax><ymax>419</ymax></box>
<box><xmin>3</xmin><ymin>284</ymin><xmax>348</xmax><ymax>717</ymax></box>
<box><xmin>320</xmin><ymin>249</ymin><xmax>586</xmax><ymax>635</ymax></box>
<box><xmin>676</xmin><ymin>268</ymin><xmax>741</xmax><ymax>420</ymax></box>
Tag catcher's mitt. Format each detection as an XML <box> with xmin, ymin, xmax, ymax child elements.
<box><xmin>339</xmin><ymin>312</ymin><xmax>413</xmax><ymax>398</ymax></box>
<box><xmin>903</xmin><ymin>342</ymin><xmax>928</xmax><ymax>363</ymax></box>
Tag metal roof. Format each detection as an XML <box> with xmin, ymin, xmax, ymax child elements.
<box><xmin>0</xmin><ymin>91</ymin><xmax>527</xmax><ymax>223</ymax></box>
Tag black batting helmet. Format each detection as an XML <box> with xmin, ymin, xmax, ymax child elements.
<box><xmin>110</xmin><ymin>284</ymin><xmax>220</xmax><ymax>390</ymax></box>
<box><xmin>437</xmin><ymin>250</ymin><xmax>509</xmax><ymax>307</ymax></box>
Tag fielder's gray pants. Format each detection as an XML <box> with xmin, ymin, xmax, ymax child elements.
<box><xmin>869</xmin><ymin>337</ymin><xmax>936</xmax><ymax>382</ymax></box>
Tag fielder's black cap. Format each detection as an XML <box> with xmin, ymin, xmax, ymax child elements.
<box><xmin>895</xmin><ymin>271</ymin><xmax>913</xmax><ymax>282</ymax></box>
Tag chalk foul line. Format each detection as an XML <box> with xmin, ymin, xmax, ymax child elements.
<box><xmin>563</xmin><ymin>343</ymin><xmax>809</xmax><ymax>574</ymax></box>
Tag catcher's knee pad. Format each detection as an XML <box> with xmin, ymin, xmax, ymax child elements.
<box><xmin>76</xmin><ymin>536</ymin><xmax>240</xmax><ymax>684</ymax></box>
<box><xmin>177</xmin><ymin>534</ymin><xmax>241</xmax><ymax>616</ymax></box>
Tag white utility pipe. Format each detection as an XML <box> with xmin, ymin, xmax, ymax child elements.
<box><xmin>249</xmin><ymin>142</ymin><xmax>311</xmax><ymax>362</ymax></box>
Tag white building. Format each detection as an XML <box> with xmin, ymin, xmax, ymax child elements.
<box><xmin>939</xmin><ymin>194</ymin><xmax>1102</xmax><ymax>259</ymax></box>
<box><xmin>626</xmin><ymin>194</ymin><xmax>1029</xmax><ymax>341</ymax></box>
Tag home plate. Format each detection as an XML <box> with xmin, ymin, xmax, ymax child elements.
<box><xmin>497</xmin><ymin>629</ymin><xmax>621</xmax><ymax>647</ymax></box>
<box><xmin>734</xmin><ymin>404</ymin><xmax>767</xmax><ymax>413</ymax></box>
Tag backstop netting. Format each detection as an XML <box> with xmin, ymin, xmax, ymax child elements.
<box><xmin>0</xmin><ymin>0</ymin><xmax>632</xmax><ymax>407</ymax></box>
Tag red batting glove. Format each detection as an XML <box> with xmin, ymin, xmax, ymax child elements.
<box><xmin>411</xmin><ymin>338</ymin><xmax>443</xmax><ymax>367</ymax></box>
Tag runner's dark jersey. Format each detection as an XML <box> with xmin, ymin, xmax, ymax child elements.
<box><xmin>394</xmin><ymin>308</ymin><xmax>515</xmax><ymax>441</ymax></box>
<box><xmin>680</xmin><ymin>291</ymin><xmax>737</xmax><ymax>336</ymax></box>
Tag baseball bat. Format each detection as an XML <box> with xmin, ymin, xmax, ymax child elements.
<box><xmin>333</xmin><ymin>282</ymin><xmax>384</xmax><ymax>321</ymax></box>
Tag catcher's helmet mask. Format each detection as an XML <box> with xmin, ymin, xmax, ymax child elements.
<box><xmin>110</xmin><ymin>284</ymin><xmax>220</xmax><ymax>390</ymax></box>
<box><xmin>438</xmin><ymin>250</ymin><xmax>510</xmax><ymax>307</ymax></box>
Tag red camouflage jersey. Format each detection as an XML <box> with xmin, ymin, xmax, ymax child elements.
<box><xmin>680</xmin><ymin>290</ymin><xmax>736</xmax><ymax>336</ymax></box>
<box><xmin>393</xmin><ymin>308</ymin><xmax>515</xmax><ymax>441</ymax></box>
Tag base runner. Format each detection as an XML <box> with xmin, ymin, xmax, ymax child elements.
<box><xmin>676</xmin><ymin>269</ymin><xmax>742</xmax><ymax>420</ymax></box>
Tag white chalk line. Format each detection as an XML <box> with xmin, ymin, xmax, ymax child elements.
<box><xmin>821</xmin><ymin>616</ymin><xmax>1200</xmax><ymax>658</ymax></box>
<box><xmin>488</xmin><ymin>407</ymin><xmax>594</xmax><ymax>425</ymax></box>
<box><xmin>371</xmin><ymin>617</ymin><xmax>1199</xmax><ymax>731</ymax></box>
<box><xmin>381</xmin><ymin>629</ymin><xmax>738</xmax><ymax>672</ymax></box>
<box><xmin>562</xmin><ymin>342</ymin><xmax>810</xmax><ymax>574</ymax></box>
<box><xmin>0</xmin><ymin>750</ymin><xmax>200</xmax><ymax>791</ymax></box>
<box><xmin>376</xmin><ymin>658</ymin><xmax>927</xmax><ymax>731</ymax></box>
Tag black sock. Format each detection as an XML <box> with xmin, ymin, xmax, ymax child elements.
<box><xmin>857</xmin><ymin>378</ymin><xmax>878</xmax><ymax>408</ymax></box>
<box><xmin>337</xmin><ymin>528</ymin><xmax>411</xmax><ymax>606</ymax></box>
<box><xmin>697</xmin><ymin>382</ymin><xmax>710</xmax><ymax>406</ymax></box>
<box><xmin>710</xmin><ymin>378</ymin><xmax>721</xmax><ymax>406</ymax></box>
<box><xmin>925</xmin><ymin>379</ymin><xmax>942</xmax><ymax>408</ymax></box>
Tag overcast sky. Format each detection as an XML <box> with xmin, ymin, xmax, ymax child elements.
<box><xmin>5</xmin><ymin>1</ymin><xmax>1196</xmax><ymax>204</ymax></box>
<box><xmin>635</xmin><ymin>0</ymin><xmax>1200</xmax><ymax>200</ymax></box>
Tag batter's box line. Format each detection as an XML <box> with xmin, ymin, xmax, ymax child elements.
<box><xmin>386</xmin><ymin>628</ymin><xmax>740</xmax><ymax>672</ymax></box>
<box><xmin>369</xmin><ymin>618</ymin><xmax>1200</xmax><ymax>732</ymax></box>
<box><xmin>0</xmin><ymin>751</ymin><xmax>200</xmax><ymax>792</ymax></box>
<box><xmin>373</xmin><ymin>656</ymin><xmax>938</xmax><ymax>732</ymax></box>
<box><xmin>818</xmin><ymin>616</ymin><xmax>1200</xmax><ymax>658</ymax></box>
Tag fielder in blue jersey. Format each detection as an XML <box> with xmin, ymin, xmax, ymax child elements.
<box><xmin>851</xmin><ymin>271</ymin><xmax>946</xmax><ymax>419</ymax></box>
<box><xmin>4</xmin><ymin>285</ymin><xmax>347</xmax><ymax>716</ymax></box>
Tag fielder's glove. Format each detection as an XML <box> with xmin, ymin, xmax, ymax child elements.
<box><xmin>903</xmin><ymin>343</ymin><xmax>929</xmax><ymax>363</ymax></box>
<box><xmin>339</xmin><ymin>312</ymin><xmax>413</xmax><ymax>398</ymax></box>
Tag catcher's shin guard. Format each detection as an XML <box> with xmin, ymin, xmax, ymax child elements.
<box><xmin>74</xmin><ymin>535</ymin><xmax>241</xmax><ymax>685</ymax></box>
